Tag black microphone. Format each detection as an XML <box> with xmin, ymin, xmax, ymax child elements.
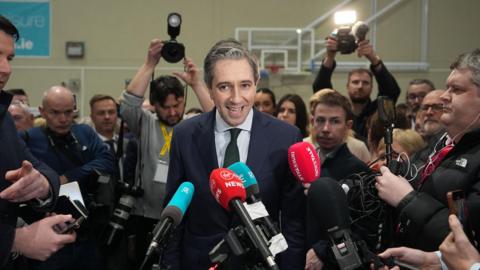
<box><xmin>308</xmin><ymin>177</ymin><xmax>363</xmax><ymax>270</ymax></box>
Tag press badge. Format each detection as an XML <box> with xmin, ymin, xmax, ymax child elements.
<box><xmin>153</xmin><ymin>160</ymin><xmax>169</xmax><ymax>183</ymax></box>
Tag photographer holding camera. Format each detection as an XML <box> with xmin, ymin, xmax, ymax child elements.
<box><xmin>120</xmin><ymin>37</ymin><xmax>214</xmax><ymax>268</ymax></box>
<box><xmin>312</xmin><ymin>34</ymin><xmax>400</xmax><ymax>140</ymax></box>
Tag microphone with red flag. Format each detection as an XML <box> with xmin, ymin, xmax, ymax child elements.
<box><xmin>288</xmin><ymin>142</ymin><xmax>321</xmax><ymax>183</ymax></box>
<box><xmin>209</xmin><ymin>168</ymin><xmax>279</xmax><ymax>270</ymax></box>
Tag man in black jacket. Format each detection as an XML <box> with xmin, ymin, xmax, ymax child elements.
<box><xmin>312</xmin><ymin>36</ymin><xmax>400</xmax><ymax>140</ymax></box>
<box><xmin>376</xmin><ymin>48</ymin><xmax>480</xmax><ymax>251</ymax></box>
<box><xmin>304</xmin><ymin>89</ymin><xmax>371</xmax><ymax>269</ymax></box>
<box><xmin>0</xmin><ymin>15</ymin><xmax>75</xmax><ymax>269</ymax></box>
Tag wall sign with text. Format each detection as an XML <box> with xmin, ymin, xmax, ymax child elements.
<box><xmin>0</xmin><ymin>0</ymin><xmax>51</xmax><ymax>57</ymax></box>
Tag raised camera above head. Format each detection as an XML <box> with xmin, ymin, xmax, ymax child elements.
<box><xmin>161</xmin><ymin>12</ymin><xmax>185</xmax><ymax>63</ymax></box>
<box><xmin>332</xmin><ymin>11</ymin><xmax>369</xmax><ymax>54</ymax></box>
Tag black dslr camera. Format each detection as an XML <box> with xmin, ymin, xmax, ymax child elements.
<box><xmin>101</xmin><ymin>181</ymin><xmax>144</xmax><ymax>246</ymax></box>
<box><xmin>334</xmin><ymin>21</ymin><xmax>369</xmax><ymax>54</ymax></box>
<box><xmin>161</xmin><ymin>12</ymin><xmax>185</xmax><ymax>63</ymax></box>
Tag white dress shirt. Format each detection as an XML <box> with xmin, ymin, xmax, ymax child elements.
<box><xmin>214</xmin><ymin>108</ymin><xmax>253</xmax><ymax>168</ymax></box>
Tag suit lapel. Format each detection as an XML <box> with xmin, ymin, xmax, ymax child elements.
<box><xmin>246</xmin><ymin>110</ymin><xmax>270</xmax><ymax>174</ymax></box>
<box><xmin>194</xmin><ymin>110</ymin><xmax>219</xmax><ymax>173</ymax></box>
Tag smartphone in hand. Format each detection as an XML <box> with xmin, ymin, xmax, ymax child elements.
<box><xmin>447</xmin><ymin>189</ymin><xmax>465</xmax><ymax>225</ymax></box>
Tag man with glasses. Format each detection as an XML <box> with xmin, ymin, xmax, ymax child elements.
<box><xmin>411</xmin><ymin>89</ymin><xmax>446</xmax><ymax>183</ymax></box>
<box><xmin>417</xmin><ymin>90</ymin><xmax>445</xmax><ymax>140</ymax></box>
<box><xmin>406</xmin><ymin>79</ymin><xmax>436</xmax><ymax>128</ymax></box>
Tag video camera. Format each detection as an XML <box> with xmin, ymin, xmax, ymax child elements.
<box><xmin>332</xmin><ymin>11</ymin><xmax>369</xmax><ymax>54</ymax></box>
<box><xmin>161</xmin><ymin>12</ymin><xmax>185</xmax><ymax>63</ymax></box>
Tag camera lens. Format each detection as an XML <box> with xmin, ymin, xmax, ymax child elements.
<box><xmin>161</xmin><ymin>42</ymin><xmax>185</xmax><ymax>63</ymax></box>
<box><xmin>110</xmin><ymin>195</ymin><xmax>135</xmax><ymax>230</ymax></box>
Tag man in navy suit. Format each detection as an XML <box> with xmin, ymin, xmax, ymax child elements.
<box><xmin>164</xmin><ymin>39</ymin><xmax>306</xmax><ymax>269</ymax></box>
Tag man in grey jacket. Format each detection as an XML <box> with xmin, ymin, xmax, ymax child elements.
<box><xmin>120</xmin><ymin>39</ymin><xmax>189</xmax><ymax>268</ymax></box>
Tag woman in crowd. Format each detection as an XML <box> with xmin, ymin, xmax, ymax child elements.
<box><xmin>254</xmin><ymin>88</ymin><xmax>276</xmax><ymax>115</ymax></box>
<box><xmin>276</xmin><ymin>93</ymin><xmax>309</xmax><ymax>137</ymax></box>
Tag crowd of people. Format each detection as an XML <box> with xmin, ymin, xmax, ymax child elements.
<box><xmin>1</xmin><ymin>14</ymin><xmax>479</xmax><ymax>270</ymax></box>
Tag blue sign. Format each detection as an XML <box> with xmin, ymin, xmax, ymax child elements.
<box><xmin>0</xmin><ymin>1</ymin><xmax>51</xmax><ymax>57</ymax></box>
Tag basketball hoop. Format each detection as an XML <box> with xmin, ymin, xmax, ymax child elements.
<box><xmin>265</xmin><ymin>64</ymin><xmax>283</xmax><ymax>74</ymax></box>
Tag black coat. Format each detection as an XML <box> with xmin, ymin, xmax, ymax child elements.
<box><xmin>397</xmin><ymin>128</ymin><xmax>480</xmax><ymax>251</ymax></box>
<box><xmin>0</xmin><ymin>91</ymin><xmax>59</xmax><ymax>268</ymax></box>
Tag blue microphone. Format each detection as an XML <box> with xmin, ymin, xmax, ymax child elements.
<box><xmin>145</xmin><ymin>181</ymin><xmax>194</xmax><ymax>258</ymax></box>
<box><xmin>228</xmin><ymin>163</ymin><xmax>286</xmax><ymax>255</ymax></box>
<box><xmin>228</xmin><ymin>162</ymin><xmax>259</xmax><ymax>197</ymax></box>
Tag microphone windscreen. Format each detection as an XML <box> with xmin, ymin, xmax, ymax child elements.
<box><xmin>210</xmin><ymin>168</ymin><xmax>246</xmax><ymax>210</ymax></box>
<box><xmin>308</xmin><ymin>177</ymin><xmax>350</xmax><ymax>230</ymax></box>
<box><xmin>288</xmin><ymin>142</ymin><xmax>321</xmax><ymax>183</ymax></box>
<box><xmin>161</xmin><ymin>181</ymin><xmax>195</xmax><ymax>225</ymax></box>
<box><xmin>228</xmin><ymin>162</ymin><xmax>259</xmax><ymax>197</ymax></box>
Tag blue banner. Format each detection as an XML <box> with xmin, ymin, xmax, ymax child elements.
<box><xmin>0</xmin><ymin>1</ymin><xmax>50</xmax><ymax>57</ymax></box>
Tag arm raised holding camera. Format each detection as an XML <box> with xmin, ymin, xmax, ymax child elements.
<box><xmin>126</xmin><ymin>39</ymin><xmax>163</xmax><ymax>98</ymax></box>
<box><xmin>357</xmin><ymin>40</ymin><xmax>381</xmax><ymax>71</ymax></box>
<box><xmin>173</xmin><ymin>57</ymin><xmax>214</xmax><ymax>112</ymax></box>
<box><xmin>312</xmin><ymin>36</ymin><xmax>337</xmax><ymax>92</ymax></box>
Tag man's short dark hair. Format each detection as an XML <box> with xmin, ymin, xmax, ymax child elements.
<box><xmin>347</xmin><ymin>68</ymin><xmax>373</xmax><ymax>83</ymax></box>
<box><xmin>149</xmin><ymin>75</ymin><xmax>184</xmax><ymax>106</ymax></box>
<box><xmin>408</xmin><ymin>78</ymin><xmax>435</xmax><ymax>90</ymax></box>
<box><xmin>256</xmin><ymin>87</ymin><xmax>276</xmax><ymax>106</ymax></box>
<box><xmin>89</xmin><ymin>94</ymin><xmax>117</xmax><ymax>109</ymax></box>
<box><xmin>0</xmin><ymin>15</ymin><xmax>19</xmax><ymax>41</ymax></box>
<box><xmin>5</xmin><ymin>88</ymin><xmax>27</xmax><ymax>96</ymax></box>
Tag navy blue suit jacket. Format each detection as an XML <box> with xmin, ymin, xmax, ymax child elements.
<box><xmin>0</xmin><ymin>91</ymin><xmax>59</xmax><ymax>268</ymax></box>
<box><xmin>164</xmin><ymin>109</ymin><xmax>306</xmax><ymax>269</ymax></box>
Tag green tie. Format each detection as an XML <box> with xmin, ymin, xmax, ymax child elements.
<box><xmin>223</xmin><ymin>128</ymin><xmax>241</xmax><ymax>167</ymax></box>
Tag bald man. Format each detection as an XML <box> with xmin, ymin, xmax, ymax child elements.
<box><xmin>21</xmin><ymin>86</ymin><xmax>114</xmax><ymax>270</ymax></box>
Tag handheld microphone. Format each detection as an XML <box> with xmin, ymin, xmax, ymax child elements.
<box><xmin>288</xmin><ymin>142</ymin><xmax>321</xmax><ymax>183</ymax></box>
<box><xmin>144</xmin><ymin>181</ymin><xmax>194</xmax><ymax>259</ymax></box>
<box><xmin>308</xmin><ymin>177</ymin><xmax>363</xmax><ymax>270</ymax></box>
<box><xmin>228</xmin><ymin>162</ymin><xmax>288</xmax><ymax>256</ymax></box>
<box><xmin>209</xmin><ymin>168</ymin><xmax>279</xmax><ymax>270</ymax></box>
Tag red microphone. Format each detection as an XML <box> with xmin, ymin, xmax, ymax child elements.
<box><xmin>288</xmin><ymin>142</ymin><xmax>321</xmax><ymax>183</ymax></box>
<box><xmin>209</xmin><ymin>168</ymin><xmax>246</xmax><ymax>210</ymax></box>
<box><xmin>209</xmin><ymin>168</ymin><xmax>279</xmax><ymax>270</ymax></box>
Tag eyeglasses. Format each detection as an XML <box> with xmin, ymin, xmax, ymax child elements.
<box><xmin>407</xmin><ymin>93</ymin><xmax>427</xmax><ymax>101</ymax></box>
<box><xmin>420</xmin><ymin>103</ymin><xmax>443</xmax><ymax>112</ymax></box>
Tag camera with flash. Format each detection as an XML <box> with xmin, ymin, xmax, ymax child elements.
<box><xmin>161</xmin><ymin>12</ymin><xmax>185</xmax><ymax>63</ymax></box>
<box><xmin>332</xmin><ymin>11</ymin><xmax>369</xmax><ymax>54</ymax></box>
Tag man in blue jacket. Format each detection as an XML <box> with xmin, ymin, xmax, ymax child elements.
<box><xmin>23</xmin><ymin>86</ymin><xmax>114</xmax><ymax>270</ymax></box>
<box><xmin>164</xmin><ymin>39</ymin><xmax>306</xmax><ymax>269</ymax></box>
<box><xmin>0</xmin><ymin>15</ymin><xmax>76</xmax><ymax>269</ymax></box>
